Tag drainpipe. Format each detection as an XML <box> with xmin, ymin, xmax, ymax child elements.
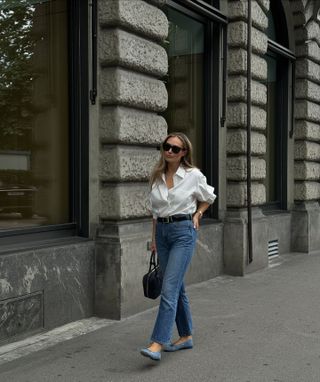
<box><xmin>90</xmin><ymin>0</ymin><xmax>97</xmax><ymax>105</ymax></box>
<box><xmin>247</xmin><ymin>0</ymin><xmax>253</xmax><ymax>263</ymax></box>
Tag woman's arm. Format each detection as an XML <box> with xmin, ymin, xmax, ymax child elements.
<box><xmin>192</xmin><ymin>201</ymin><xmax>210</xmax><ymax>230</ymax></box>
<box><xmin>151</xmin><ymin>218</ymin><xmax>157</xmax><ymax>252</ymax></box>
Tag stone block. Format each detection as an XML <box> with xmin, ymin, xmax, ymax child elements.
<box><xmin>224</xmin><ymin>208</ymin><xmax>268</xmax><ymax>275</ymax></box>
<box><xmin>295</xmin><ymin>21</ymin><xmax>320</xmax><ymax>44</ymax></box>
<box><xmin>0</xmin><ymin>242</ymin><xmax>94</xmax><ymax>338</ymax></box>
<box><xmin>292</xmin><ymin>202</ymin><xmax>320</xmax><ymax>252</ymax></box>
<box><xmin>294</xmin><ymin>141</ymin><xmax>320</xmax><ymax>161</ymax></box>
<box><xmin>100</xmin><ymin>68</ymin><xmax>168</xmax><ymax>112</ymax></box>
<box><xmin>223</xmin><ymin>212</ymin><xmax>247</xmax><ymax>276</ymax></box>
<box><xmin>100</xmin><ymin>106</ymin><xmax>167</xmax><ymax>145</ymax></box>
<box><xmin>228</xmin><ymin>1</ymin><xmax>268</xmax><ymax>31</ymax></box>
<box><xmin>227</xmin><ymin>156</ymin><xmax>266</xmax><ymax>180</ymax></box>
<box><xmin>296</xmin><ymin>58</ymin><xmax>320</xmax><ymax>84</ymax></box>
<box><xmin>228</xmin><ymin>49</ymin><xmax>267</xmax><ymax>80</ymax></box>
<box><xmin>99</xmin><ymin>0</ymin><xmax>168</xmax><ymax>42</ymax></box>
<box><xmin>294</xmin><ymin>120</ymin><xmax>320</xmax><ymax>142</ymax></box>
<box><xmin>100</xmin><ymin>183</ymin><xmax>150</xmax><ymax>219</ymax></box>
<box><xmin>96</xmin><ymin>221</ymin><xmax>158</xmax><ymax>319</ymax></box>
<box><xmin>309</xmin><ymin>203</ymin><xmax>320</xmax><ymax>251</ymax></box>
<box><xmin>295</xmin><ymin>100</ymin><xmax>320</xmax><ymax>123</ymax></box>
<box><xmin>227</xmin><ymin>182</ymin><xmax>266</xmax><ymax>207</ymax></box>
<box><xmin>295</xmin><ymin>79</ymin><xmax>320</xmax><ymax>103</ymax></box>
<box><xmin>227</xmin><ymin>103</ymin><xmax>266</xmax><ymax>130</ymax></box>
<box><xmin>99</xmin><ymin>29</ymin><xmax>168</xmax><ymax>77</ymax></box>
<box><xmin>228</xmin><ymin>76</ymin><xmax>267</xmax><ymax>105</ymax></box>
<box><xmin>294</xmin><ymin>181</ymin><xmax>320</xmax><ymax>200</ymax></box>
<box><xmin>186</xmin><ymin>222</ymin><xmax>224</xmax><ymax>284</ymax></box>
<box><xmin>296</xmin><ymin>40</ymin><xmax>320</xmax><ymax>63</ymax></box>
<box><xmin>255</xmin><ymin>0</ymin><xmax>269</xmax><ymax>13</ymax></box>
<box><xmin>295</xmin><ymin>161</ymin><xmax>320</xmax><ymax>180</ymax></box>
<box><xmin>100</xmin><ymin>146</ymin><xmax>160</xmax><ymax>181</ymax></box>
<box><xmin>304</xmin><ymin>0</ymin><xmax>316</xmax><ymax>23</ymax></box>
<box><xmin>228</xmin><ymin>21</ymin><xmax>268</xmax><ymax>55</ymax></box>
<box><xmin>247</xmin><ymin>210</ymin><xmax>269</xmax><ymax>273</ymax></box>
<box><xmin>95</xmin><ymin>238</ymin><xmax>122</xmax><ymax>319</ymax></box>
<box><xmin>119</xmin><ymin>225</ymin><xmax>158</xmax><ymax>317</ymax></box>
<box><xmin>227</xmin><ymin>130</ymin><xmax>266</xmax><ymax>154</ymax></box>
<box><xmin>0</xmin><ymin>292</ymin><xmax>43</xmax><ymax>342</ymax></box>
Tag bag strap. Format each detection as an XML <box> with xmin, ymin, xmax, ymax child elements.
<box><xmin>149</xmin><ymin>250</ymin><xmax>159</xmax><ymax>271</ymax></box>
<box><xmin>149</xmin><ymin>250</ymin><xmax>156</xmax><ymax>272</ymax></box>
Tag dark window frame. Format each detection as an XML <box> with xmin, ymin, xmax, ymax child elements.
<box><xmin>263</xmin><ymin>49</ymin><xmax>289</xmax><ymax>211</ymax></box>
<box><xmin>262</xmin><ymin>1</ymin><xmax>295</xmax><ymax>212</ymax></box>
<box><xmin>0</xmin><ymin>0</ymin><xmax>89</xmax><ymax>244</ymax></box>
<box><xmin>166</xmin><ymin>0</ymin><xmax>227</xmax><ymax>219</ymax></box>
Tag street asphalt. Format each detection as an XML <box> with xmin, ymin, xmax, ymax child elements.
<box><xmin>1</xmin><ymin>252</ymin><xmax>320</xmax><ymax>382</ymax></box>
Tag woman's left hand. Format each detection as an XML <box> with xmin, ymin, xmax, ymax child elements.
<box><xmin>192</xmin><ymin>213</ymin><xmax>201</xmax><ymax>230</ymax></box>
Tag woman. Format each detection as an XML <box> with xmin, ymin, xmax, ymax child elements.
<box><xmin>141</xmin><ymin>132</ymin><xmax>216</xmax><ymax>361</ymax></box>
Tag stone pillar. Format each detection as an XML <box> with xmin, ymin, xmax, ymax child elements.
<box><xmin>95</xmin><ymin>0</ymin><xmax>168</xmax><ymax>318</ymax></box>
<box><xmin>224</xmin><ymin>0</ymin><xmax>269</xmax><ymax>275</ymax></box>
<box><xmin>224</xmin><ymin>208</ymin><xmax>268</xmax><ymax>276</ymax></box>
<box><xmin>291</xmin><ymin>202</ymin><xmax>320</xmax><ymax>253</ymax></box>
<box><xmin>292</xmin><ymin>0</ymin><xmax>320</xmax><ymax>252</ymax></box>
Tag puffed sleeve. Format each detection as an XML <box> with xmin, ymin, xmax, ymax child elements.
<box><xmin>194</xmin><ymin>171</ymin><xmax>217</xmax><ymax>204</ymax></box>
<box><xmin>147</xmin><ymin>191</ymin><xmax>158</xmax><ymax>219</ymax></box>
<box><xmin>150</xmin><ymin>195</ymin><xmax>158</xmax><ymax>220</ymax></box>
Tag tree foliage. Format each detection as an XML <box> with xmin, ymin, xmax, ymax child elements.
<box><xmin>0</xmin><ymin>0</ymin><xmax>36</xmax><ymax>145</ymax></box>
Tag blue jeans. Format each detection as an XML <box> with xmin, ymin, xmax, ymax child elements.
<box><xmin>150</xmin><ymin>219</ymin><xmax>197</xmax><ymax>345</ymax></box>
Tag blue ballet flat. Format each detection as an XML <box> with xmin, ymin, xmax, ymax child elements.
<box><xmin>140</xmin><ymin>348</ymin><xmax>161</xmax><ymax>361</ymax></box>
<box><xmin>163</xmin><ymin>338</ymin><xmax>193</xmax><ymax>352</ymax></box>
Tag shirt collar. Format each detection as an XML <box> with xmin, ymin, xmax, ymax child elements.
<box><xmin>175</xmin><ymin>165</ymin><xmax>186</xmax><ymax>179</ymax></box>
<box><xmin>160</xmin><ymin>165</ymin><xmax>186</xmax><ymax>183</ymax></box>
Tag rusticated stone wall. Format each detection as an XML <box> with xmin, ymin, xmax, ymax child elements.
<box><xmin>98</xmin><ymin>0</ymin><xmax>168</xmax><ymax>221</ymax></box>
<box><xmin>292</xmin><ymin>0</ymin><xmax>320</xmax><ymax>201</ymax></box>
<box><xmin>290</xmin><ymin>0</ymin><xmax>320</xmax><ymax>252</ymax></box>
<box><xmin>95</xmin><ymin>0</ymin><xmax>169</xmax><ymax>319</ymax></box>
<box><xmin>226</xmin><ymin>0</ymin><xmax>268</xmax><ymax>207</ymax></box>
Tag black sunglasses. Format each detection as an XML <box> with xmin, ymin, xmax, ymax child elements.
<box><xmin>162</xmin><ymin>142</ymin><xmax>185</xmax><ymax>154</ymax></box>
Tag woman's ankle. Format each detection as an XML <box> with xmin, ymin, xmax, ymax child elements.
<box><xmin>174</xmin><ymin>335</ymin><xmax>192</xmax><ymax>345</ymax></box>
<box><xmin>148</xmin><ymin>342</ymin><xmax>162</xmax><ymax>352</ymax></box>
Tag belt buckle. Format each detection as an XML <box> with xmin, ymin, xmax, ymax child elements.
<box><xmin>164</xmin><ymin>216</ymin><xmax>173</xmax><ymax>223</ymax></box>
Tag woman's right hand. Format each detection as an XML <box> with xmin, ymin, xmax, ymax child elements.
<box><xmin>150</xmin><ymin>240</ymin><xmax>157</xmax><ymax>252</ymax></box>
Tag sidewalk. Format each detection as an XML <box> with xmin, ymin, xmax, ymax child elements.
<box><xmin>1</xmin><ymin>252</ymin><xmax>320</xmax><ymax>382</ymax></box>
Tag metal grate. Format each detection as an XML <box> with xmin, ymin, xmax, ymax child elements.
<box><xmin>268</xmin><ymin>239</ymin><xmax>279</xmax><ymax>257</ymax></box>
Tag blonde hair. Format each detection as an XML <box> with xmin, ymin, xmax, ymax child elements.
<box><xmin>150</xmin><ymin>132</ymin><xmax>194</xmax><ymax>186</ymax></box>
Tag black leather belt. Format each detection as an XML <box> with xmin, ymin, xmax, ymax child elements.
<box><xmin>157</xmin><ymin>214</ymin><xmax>192</xmax><ymax>223</ymax></box>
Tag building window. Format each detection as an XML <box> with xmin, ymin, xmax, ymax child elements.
<box><xmin>164</xmin><ymin>7</ymin><xmax>205</xmax><ymax>168</ymax></box>
<box><xmin>265</xmin><ymin>51</ymin><xmax>288</xmax><ymax>206</ymax></box>
<box><xmin>164</xmin><ymin>1</ymin><xmax>226</xmax><ymax>217</ymax></box>
<box><xmin>263</xmin><ymin>0</ymin><xmax>294</xmax><ymax>209</ymax></box>
<box><xmin>0</xmin><ymin>1</ymin><xmax>88</xmax><ymax>237</ymax></box>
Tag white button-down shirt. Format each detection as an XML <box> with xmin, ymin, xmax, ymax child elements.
<box><xmin>150</xmin><ymin>166</ymin><xmax>216</xmax><ymax>219</ymax></box>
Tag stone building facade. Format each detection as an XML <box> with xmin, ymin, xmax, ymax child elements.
<box><xmin>0</xmin><ymin>0</ymin><xmax>320</xmax><ymax>344</ymax></box>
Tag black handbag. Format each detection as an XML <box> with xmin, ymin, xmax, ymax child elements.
<box><xmin>143</xmin><ymin>251</ymin><xmax>163</xmax><ymax>299</ymax></box>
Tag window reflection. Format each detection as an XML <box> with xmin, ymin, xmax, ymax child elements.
<box><xmin>265</xmin><ymin>53</ymin><xmax>277</xmax><ymax>203</ymax></box>
<box><xmin>164</xmin><ymin>8</ymin><xmax>205</xmax><ymax>169</ymax></box>
<box><xmin>0</xmin><ymin>0</ymin><xmax>69</xmax><ymax>229</ymax></box>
